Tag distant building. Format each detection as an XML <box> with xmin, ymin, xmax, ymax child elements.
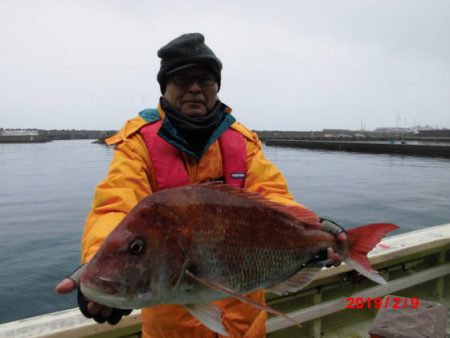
<box><xmin>418</xmin><ymin>129</ymin><xmax>450</xmax><ymax>138</ymax></box>
<box><xmin>0</xmin><ymin>129</ymin><xmax>49</xmax><ymax>143</ymax></box>
<box><xmin>0</xmin><ymin>129</ymin><xmax>40</xmax><ymax>136</ymax></box>
<box><xmin>374</xmin><ymin>127</ymin><xmax>417</xmax><ymax>134</ymax></box>
<box><xmin>322</xmin><ymin>129</ymin><xmax>353</xmax><ymax>134</ymax></box>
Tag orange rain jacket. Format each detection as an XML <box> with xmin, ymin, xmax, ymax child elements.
<box><xmin>81</xmin><ymin>104</ymin><xmax>303</xmax><ymax>338</ymax></box>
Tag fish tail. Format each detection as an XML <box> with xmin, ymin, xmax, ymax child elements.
<box><xmin>344</xmin><ymin>223</ymin><xmax>398</xmax><ymax>284</ymax></box>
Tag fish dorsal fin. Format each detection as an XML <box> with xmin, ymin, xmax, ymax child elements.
<box><xmin>186</xmin><ymin>270</ymin><xmax>301</xmax><ymax>329</ymax></box>
<box><xmin>267</xmin><ymin>261</ymin><xmax>327</xmax><ymax>296</ymax></box>
<box><xmin>196</xmin><ymin>183</ymin><xmax>321</xmax><ymax>228</ymax></box>
<box><xmin>185</xmin><ymin>303</ymin><xmax>229</xmax><ymax>336</ymax></box>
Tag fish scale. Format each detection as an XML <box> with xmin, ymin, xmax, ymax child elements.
<box><xmin>181</xmin><ymin>202</ymin><xmax>333</xmax><ymax>293</ymax></box>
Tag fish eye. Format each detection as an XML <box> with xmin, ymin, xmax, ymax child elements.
<box><xmin>128</xmin><ymin>238</ymin><xmax>145</xmax><ymax>255</ymax></box>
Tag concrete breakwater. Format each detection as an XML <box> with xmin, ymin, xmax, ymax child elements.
<box><xmin>0</xmin><ymin>129</ymin><xmax>116</xmax><ymax>143</ymax></box>
<box><xmin>264</xmin><ymin>139</ymin><xmax>450</xmax><ymax>158</ymax></box>
<box><xmin>0</xmin><ymin>134</ymin><xmax>51</xmax><ymax>143</ymax></box>
<box><xmin>256</xmin><ymin>130</ymin><xmax>450</xmax><ymax>143</ymax></box>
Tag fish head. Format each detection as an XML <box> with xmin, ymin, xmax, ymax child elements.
<box><xmin>80</xmin><ymin>199</ymin><xmax>186</xmax><ymax>309</ymax></box>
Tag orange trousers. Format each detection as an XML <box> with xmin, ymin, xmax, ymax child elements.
<box><xmin>141</xmin><ymin>290</ymin><xmax>267</xmax><ymax>338</ymax></box>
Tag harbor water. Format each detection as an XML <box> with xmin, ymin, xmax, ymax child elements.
<box><xmin>0</xmin><ymin>140</ymin><xmax>450</xmax><ymax>324</ymax></box>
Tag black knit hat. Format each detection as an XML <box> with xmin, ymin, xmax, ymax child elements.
<box><xmin>157</xmin><ymin>33</ymin><xmax>222</xmax><ymax>93</ymax></box>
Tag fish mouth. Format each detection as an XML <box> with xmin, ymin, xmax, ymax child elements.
<box><xmin>97</xmin><ymin>276</ymin><xmax>120</xmax><ymax>284</ymax></box>
<box><xmin>80</xmin><ymin>283</ymin><xmax>153</xmax><ymax>309</ymax></box>
<box><xmin>81</xmin><ymin>275</ymin><xmax>127</xmax><ymax>295</ymax></box>
<box><xmin>80</xmin><ymin>283</ymin><xmax>132</xmax><ymax>309</ymax></box>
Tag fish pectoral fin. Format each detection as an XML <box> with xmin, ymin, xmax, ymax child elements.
<box><xmin>267</xmin><ymin>261</ymin><xmax>327</xmax><ymax>296</ymax></box>
<box><xmin>186</xmin><ymin>270</ymin><xmax>301</xmax><ymax>329</ymax></box>
<box><xmin>185</xmin><ymin>303</ymin><xmax>229</xmax><ymax>336</ymax></box>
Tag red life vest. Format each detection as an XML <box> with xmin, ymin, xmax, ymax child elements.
<box><xmin>140</xmin><ymin>120</ymin><xmax>247</xmax><ymax>191</ymax></box>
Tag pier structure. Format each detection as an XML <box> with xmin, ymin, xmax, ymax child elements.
<box><xmin>264</xmin><ymin>139</ymin><xmax>450</xmax><ymax>158</ymax></box>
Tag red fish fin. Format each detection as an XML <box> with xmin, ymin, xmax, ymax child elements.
<box><xmin>267</xmin><ymin>262</ymin><xmax>326</xmax><ymax>295</ymax></box>
<box><xmin>185</xmin><ymin>303</ymin><xmax>228</xmax><ymax>336</ymax></box>
<box><xmin>197</xmin><ymin>183</ymin><xmax>321</xmax><ymax>228</ymax></box>
<box><xmin>186</xmin><ymin>270</ymin><xmax>301</xmax><ymax>329</ymax></box>
<box><xmin>345</xmin><ymin>223</ymin><xmax>399</xmax><ymax>284</ymax></box>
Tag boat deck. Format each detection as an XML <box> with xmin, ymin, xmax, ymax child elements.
<box><xmin>1</xmin><ymin>223</ymin><xmax>450</xmax><ymax>338</ymax></box>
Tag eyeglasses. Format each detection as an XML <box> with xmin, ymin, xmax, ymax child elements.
<box><xmin>170</xmin><ymin>73</ymin><xmax>217</xmax><ymax>88</ymax></box>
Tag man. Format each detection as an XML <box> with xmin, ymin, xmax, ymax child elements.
<box><xmin>56</xmin><ymin>33</ymin><xmax>345</xmax><ymax>337</ymax></box>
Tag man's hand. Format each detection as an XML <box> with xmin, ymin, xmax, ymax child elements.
<box><xmin>55</xmin><ymin>268</ymin><xmax>131</xmax><ymax>325</ymax></box>
<box><xmin>55</xmin><ymin>278</ymin><xmax>77</xmax><ymax>294</ymax></box>
<box><xmin>320</xmin><ymin>218</ymin><xmax>347</xmax><ymax>268</ymax></box>
<box><xmin>326</xmin><ymin>232</ymin><xmax>347</xmax><ymax>267</ymax></box>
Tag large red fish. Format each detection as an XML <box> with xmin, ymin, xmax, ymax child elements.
<box><xmin>79</xmin><ymin>184</ymin><xmax>398</xmax><ymax>335</ymax></box>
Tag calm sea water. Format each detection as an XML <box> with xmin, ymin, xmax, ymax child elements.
<box><xmin>0</xmin><ymin>140</ymin><xmax>450</xmax><ymax>324</ymax></box>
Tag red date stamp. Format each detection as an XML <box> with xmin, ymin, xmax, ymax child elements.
<box><xmin>346</xmin><ymin>296</ymin><xmax>420</xmax><ymax>309</ymax></box>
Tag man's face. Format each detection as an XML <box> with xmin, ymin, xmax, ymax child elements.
<box><xmin>163</xmin><ymin>66</ymin><xmax>219</xmax><ymax>117</ymax></box>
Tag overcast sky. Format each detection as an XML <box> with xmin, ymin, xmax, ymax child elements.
<box><xmin>1</xmin><ymin>0</ymin><xmax>449</xmax><ymax>131</ymax></box>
